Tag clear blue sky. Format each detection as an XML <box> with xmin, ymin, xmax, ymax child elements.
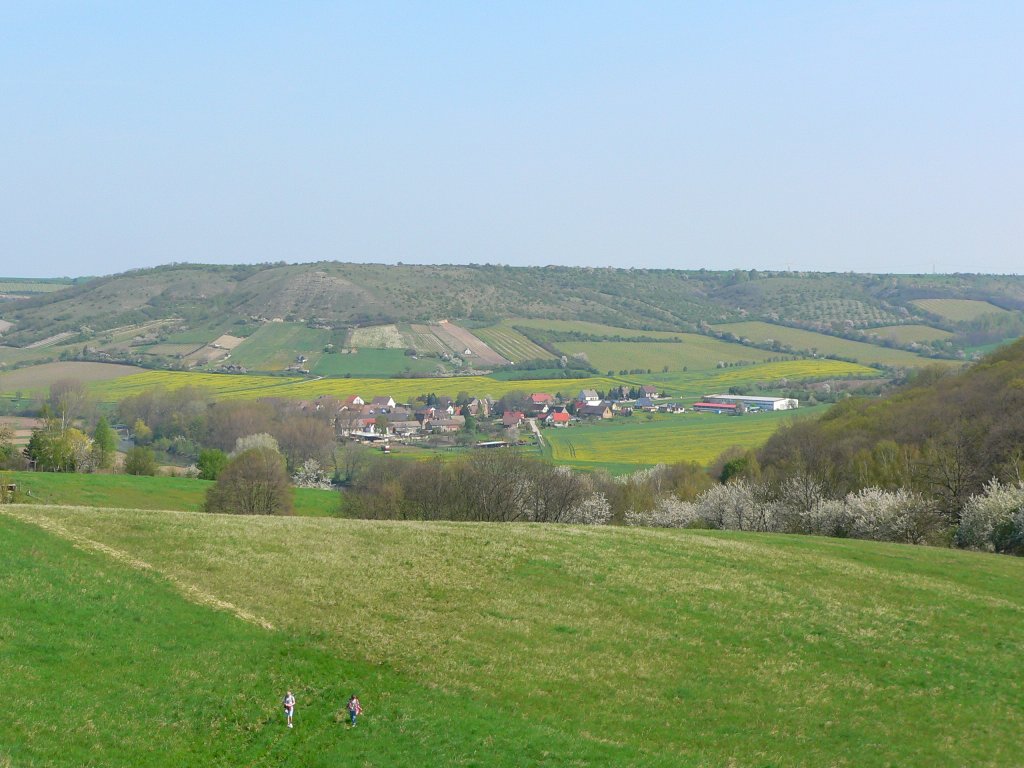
<box><xmin>2</xmin><ymin>2</ymin><xmax>1021</xmax><ymax>277</ymax></box>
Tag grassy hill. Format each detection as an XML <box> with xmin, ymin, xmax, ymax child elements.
<box><xmin>2</xmin><ymin>505</ymin><xmax>1022</xmax><ymax>767</ymax></box>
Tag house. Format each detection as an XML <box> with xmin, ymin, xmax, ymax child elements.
<box><xmin>530</xmin><ymin>393</ymin><xmax>555</xmax><ymax>406</ymax></box>
<box><xmin>342</xmin><ymin>395</ymin><xmax>365</xmax><ymax>409</ymax></box>
<box><xmin>635</xmin><ymin>397</ymin><xmax>657</xmax><ymax>411</ymax></box>
<box><xmin>658</xmin><ymin>403</ymin><xmax>685</xmax><ymax>414</ymax></box>
<box><xmin>370</xmin><ymin>396</ymin><xmax>396</xmax><ymax>410</ymax></box>
<box><xmin>578</xmin><ymin>389</ymin><xmax>601</xmax><ymax>404</ymax></box>
<box><xmin>428</xmin><ymin>416</ymin><xmax>465</xmax><ymax>433</ymax></box>
<box><xmin>544</xmin><ymin>409</ymin><xmax>571</xmax><ymax>427</ymax></box>
<box><xmin>465</xmin><ymin>397</ymin><xmax>490</xmax><ymax>417</ymax></box>
<box><xmin>578</xmin><ymin>403</ymin><xmax>613</xmax><ymax>419</ymax></box>
<box><xmin>502</xmin><ymin>411</ymin><xmax>525</xmax><ymax>428</ymax></box>
<box><xmin>640</xmin><ymin>385</ymin><xmax>660</xmax><ymax>398</ymax></box>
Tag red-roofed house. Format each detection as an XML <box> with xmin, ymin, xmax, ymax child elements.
<box><xmin>544</xmin><ymin>409</ymin><xmax>571</xmax><ymax>427</ymax></box>
<box><xmin>502</xmin><ymin>411</ymin><xmax>525</xmax><ymax>428</ymax></box>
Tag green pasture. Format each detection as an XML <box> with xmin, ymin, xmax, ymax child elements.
<box><xmin>545</xmin><ymin>408</ymin><xmax>818</xmax><ymax>470</ymax></box>
<box><xmin>911</xmin><ymin>298</ymin><xmax>1013</xmax><ymax>322</ymax></box>
<box><xmin>229</xmin><ymin>324</ymin><xmax>334</xmax><ymax>371</ymax></box>
<box><xmin>4</xmin><ymin>506</ymin><xmax>1022</xmax><ymax>767</ymax></box>
<box><xmin>311</xmin><ymin>348</ymin><xmax>443</xmax><ymax>376</ymax></box>
<box><xmin>3</xmin><ymin>471</ymin><xmax>340</xmax><ymax>516</ymax></box>
<box><xmin>474</xmin><ymin>323</ymin><xmax>554</xmax><ymax>362</ymax></box>
<box><xmin>714</xmin><ymin>321</ymin><xmax>950</xmax><ymax>367</ymax></box>
<box><xmin>559</xmin><ymin>338</ymin><xmax>776</xmax><ymax>373</ymax></box>
<box><xmin>866</xmin><ymin>324</ymin><xmax>953</xmax><ymax>344</ymax></box>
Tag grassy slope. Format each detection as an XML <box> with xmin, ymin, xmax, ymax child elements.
<box><xmin>545</xmin><ymin>409</ymin><xmax>818</xmax><ymax>470</ymax></box>
<box><xmin>558</xmin><ymin>338</ymin><xmax>775</xmax><ymax>373</ymax></box>
<box><xmin>3</xmin><ymin>506</ymin><xmax>1022</xmax><ymax>767</ymax></box>
<box><xmin>866</xmin><ymin>324</ymin><xmax>953</xmax><ymax>343</ymax></box>
<box><xmin>910</xmin><ymin>298</ymin><xmax>1012</xmax><ymax>321</ymax></box>
<box><xmin>714</xmin><ymin>321</ymin><xmax>946</xmax><ymax>367</ymax></box>
<box><xmin>228</xmin><ymin>324</ymin><xmax>334</xmax><ymax>371</ymax></box>
<box><xmin>311</xmin><ymin>349</ymin><xmax>442</xmax><ymax>376</ymax></box>
<box><xmin>3</xmin><ymin>471</ymin><xmax>339</xmax><ymax>516</ymax></box>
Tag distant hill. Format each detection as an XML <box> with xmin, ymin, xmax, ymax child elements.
<box><xmin>1</xmin><ymin>262</ymin><xmax>1023</xmax><ymax>367</ymax></box>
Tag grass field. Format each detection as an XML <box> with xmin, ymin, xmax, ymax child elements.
<box><xmin>3</xmin><ymin>506</ymin><xmax>1022</xmax><ymax>767</ymax></box>
<box><xmin>0</xmin><ymin>280</ymin><xmax>70</xmax><ymax>293</ymax></box>
<box><xmin>866</xmin><ymin>324</ymin><xmax>954</xmax><ymax>344</ymax></box>
<box><xmin>229</xmin><ymin>324</ymin><xmax>334</xmax><ymax>371</ymax></box>
<box><xmin>0</xmin><ymin>361</ymin><xmax>141</xmax><ymax>395</ymax></box>
<box><xmin>559</xmin><ymin>339</ymin><xmax>775</xmax><ymax>373</ymax></box>
<box><xmin>509</xmin><ymin>318</ymin><xmax>692</xmax><ymax>339</ymax></box>
<box><xmin>910</xmin><ymin>298</ymin><xmax>1013</xmax><ymax>322</ymax></box>
<box><xmin>545</xmin><ymin>409</ymin><xmax>817</xmax><ymax>470</ymax></box>
<box><xmin>349</xmin><ymin>324</ymin><xmax>407</xmax><ymax>349</ymax></box>
<box><xmin>473</xmin><ymin>323</ymin><xmax>554</xmax><ymax>362</ymax></box>
<box><xmin>714</xmin><ymin>321</ymin><xmax>949</xmax><ymax>367</ymax></box>
<box><xmin>2</xmin><ymin>471</ymin><xmax>340</xmax><ymax>516</ymax></box>
<box><xmin>311</xmin><ymin>349</ymin><xmax>444</xmax><ymax>376</ymax></box>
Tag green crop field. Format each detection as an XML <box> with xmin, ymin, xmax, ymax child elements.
<box><xmin>311</xmin><ymin>349</ymin><xmax>444</xmax><ymax>377</ymax></box>
<box><xmin>545</xmin><ymin>409</ymin><xmax>818</xmax><ymax>471</ymax></box>
<box><xmin>631</xmin><ymin>359</ymin><xmax>879</xmax><ymax>401</ymax></box>
<box><xmin>3</xmin><ymin>471</ymin><xmax>340</xmax><ymax>516</ymax></box>
<box><xmin>714</xmin><ymin>321</ymin><xmax>950</xmax><ymax>367</ymax></box>
<box><xmin>474</xmin><ymin>323</ymin><xmax>554</xmax><ymax>362</ymax></box>
<box><xmin>229</xmin><ymin>324</ymin><xmax>334</xmax><ymax>371</ymax></box>
<box><xmin>3</xmin><ymin>506</ymin><xmax>1022</xmax><ymax>767</ymax></box>
<box><xmin>510</xmin><ymin>318</ymin><xmax>691</xmax><ymax>339</ymax></box>
<box><xmin>559</xmin><ymin>339</ymin><xmax>776</xmax><ymax>373</ymax></box>
<box><xmin>910</xmin><ymin>298</ymin><xmax>1013</xmax><ymax>322</ymax></box>
<box><xmin>866</xmin><ymin>324</ymin><xmax>954</xmax><ymax>344</ymax></box>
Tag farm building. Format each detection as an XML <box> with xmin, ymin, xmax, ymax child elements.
<box><xmin>578</xmin><ymin>403</ymin><xmax>613</xmax><ymax>419</ymax></box>
<box><xmin>702</xmin><ymin>394</ymin><xmax>799</xmax><ymax>411</ymax></box>
<box><xmin>578</xmin><ymin>389</ymin><xmax>601</xmax><ymax>404</ymax></box>
<box><xmin>692</xmin><ymin>402</ymin><xmax>739</xmax><ymax>414</ymax></box>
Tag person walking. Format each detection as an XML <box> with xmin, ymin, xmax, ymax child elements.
<box><xmin>283</xmin><ymin>690</ymin><xmax>296</xmax><ymax>728</ymax></box>
<box><xmin>347</xmin><ymin>694</ymin><xmax>362</xmax><ymax>727</ymax></box>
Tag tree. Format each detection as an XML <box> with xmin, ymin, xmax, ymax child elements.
<box><xmin>124</xmin><ymin>446</ymin><xmax>158</xmax><ymax>476</ymax></box>
<box><xmin>197</xmin><ymin>448</ymin><xmax>229</xmax><ymax>480</ymax></box>
<box><xmin>26</xmin><ymin>417</ymin><xmax>92</xmax><ymax>472</ymax></box>
<box><xmin>91</xmin><ymin>416</ymin><xmax>118</xmax><ymax>471</ymax></box>
<box><xmin>204</xmin><ymin>447</ymin><xmax>293</xmax><ymax>515</ymax></box>
<box><xmin>231</xmin><ymin>433</ymin><xmax>279</xmax><ymax>456</ymax></box>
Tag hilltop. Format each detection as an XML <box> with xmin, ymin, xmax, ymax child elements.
<box><xmin>2</xmin><ymin>505</ymin><xmax>1022</xmax><ymax>767</ymax></box>
<box><xmin>1</xmin><ymin>263</ymin><xmax>1023</xmax><ymax>362</ymax></box>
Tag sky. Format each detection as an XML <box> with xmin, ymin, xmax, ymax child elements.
<box><xmin>1</xmin><ymin>2</ymin><xmax>1021</xmax><ymax>278</ymax></box>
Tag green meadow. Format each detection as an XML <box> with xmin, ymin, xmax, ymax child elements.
<box><xmin>544</xmin><ymin>409</ymin><xmax>817</xmax><ymax>471</ymax></box>
<box><xmin>910</xmin><ymin>298</ymin><xmax>1013</xmax><ymax>322</ymax></box>
<box><xmin>714</xmin><ymin>321</ymin><xmax>947</xmax><ymax>367</ymax></box>
<box><xmin>2</xmin><ymin>506</ymin><xmax>1022</xmax><ymax>767</ymax></box>
<box><xmin>228</xmin><ymin>324</ymin><xmax>334</xmax><ymax>371</ymax></box>
<box><xmin>3</xmin><ymin>471</ymin><xmax>339</xmax><ymax>516</ymax></box>
<box><xmin>311</xmin><ymin>348</ymin><xmax>442</xmax><ymax>377</ymax></box>
<box><xmin>866</xmin><ymin>324</ymin><xmax>954</xmax><ymax>344</ymax></box>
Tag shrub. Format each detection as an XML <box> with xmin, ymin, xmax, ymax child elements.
<box><xmin>124</xmin><ymin>446</ymin><xmax>158</xmax><ymax>476</ymax></box>
<box><xmin>205</xmin><ymin>447</ymin><xmax>292</xmax><ymax>515</ymax></box>
<box><xmin>957</xmin><ymin>480</ymin><xmax>1024</xmax><ymax>554</ymax></box>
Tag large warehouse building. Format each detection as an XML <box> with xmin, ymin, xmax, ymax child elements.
<box><xmin>701</xmin><ymin>394</ymin><xmax>799</xmax><ymax>411</ymax></box>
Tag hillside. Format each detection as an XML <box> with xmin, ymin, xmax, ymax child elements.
<box><xmin>759</xmin><ymin>337</ymin><xmax>1024</xmax><ymax>512</ymax></box>
<box><xmin>2</xmin><ymin>264</ymin><xmax>1024</xmax><ymax>367</ymax></box>
<box><xmin>3</xmin><ymin>505</ymin><xmax>1022</xmax><ymax>767</ymax></box>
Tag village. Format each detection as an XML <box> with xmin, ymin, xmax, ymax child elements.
<box><xmin>323</xmin><ymin>385</ymin><xmax>799</xmax><ymax>450</ymax></box>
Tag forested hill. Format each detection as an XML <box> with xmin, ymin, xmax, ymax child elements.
<box><xmin>758</xmin><ymin>337</ymin><xmax>1024</xmax><ymax>514</ymax></box>
<box><xmin>3</xmin><ymin>262</ymin><xmax>1024</xmax><ymax>347</ymax></box>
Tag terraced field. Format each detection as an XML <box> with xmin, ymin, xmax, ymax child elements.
<box><xmin>867</xmin><ymin>324</ymin><xmax>954</xmax><ymax>344</ymax></box>
<box><xmin>474</xmin><ymin>323</ymin><xmax>554</xmax><ymax>362</ymax></box>
<box><xmin>910</xmin><ymin>298</ymin><xmax>1013</xmax><ymax>321</ymax></box>
<box><xmin>407</xmin><ymin>324</ymin><xmax>452</xmax><ymax>355</ymax></box>
<box><xmin>546</xmin><ymin>409</ymin><xmax>818</xmax><ymax>470</ymax></box>
<box><xmin>229</xmin><ymin>324</ymin><xmax>334</xmax><ymax>371</ymax></box>
<box><xmin>715</xmin><ymin>321</ymin><xmax>951</xmax><ymax>367</ymax></box>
